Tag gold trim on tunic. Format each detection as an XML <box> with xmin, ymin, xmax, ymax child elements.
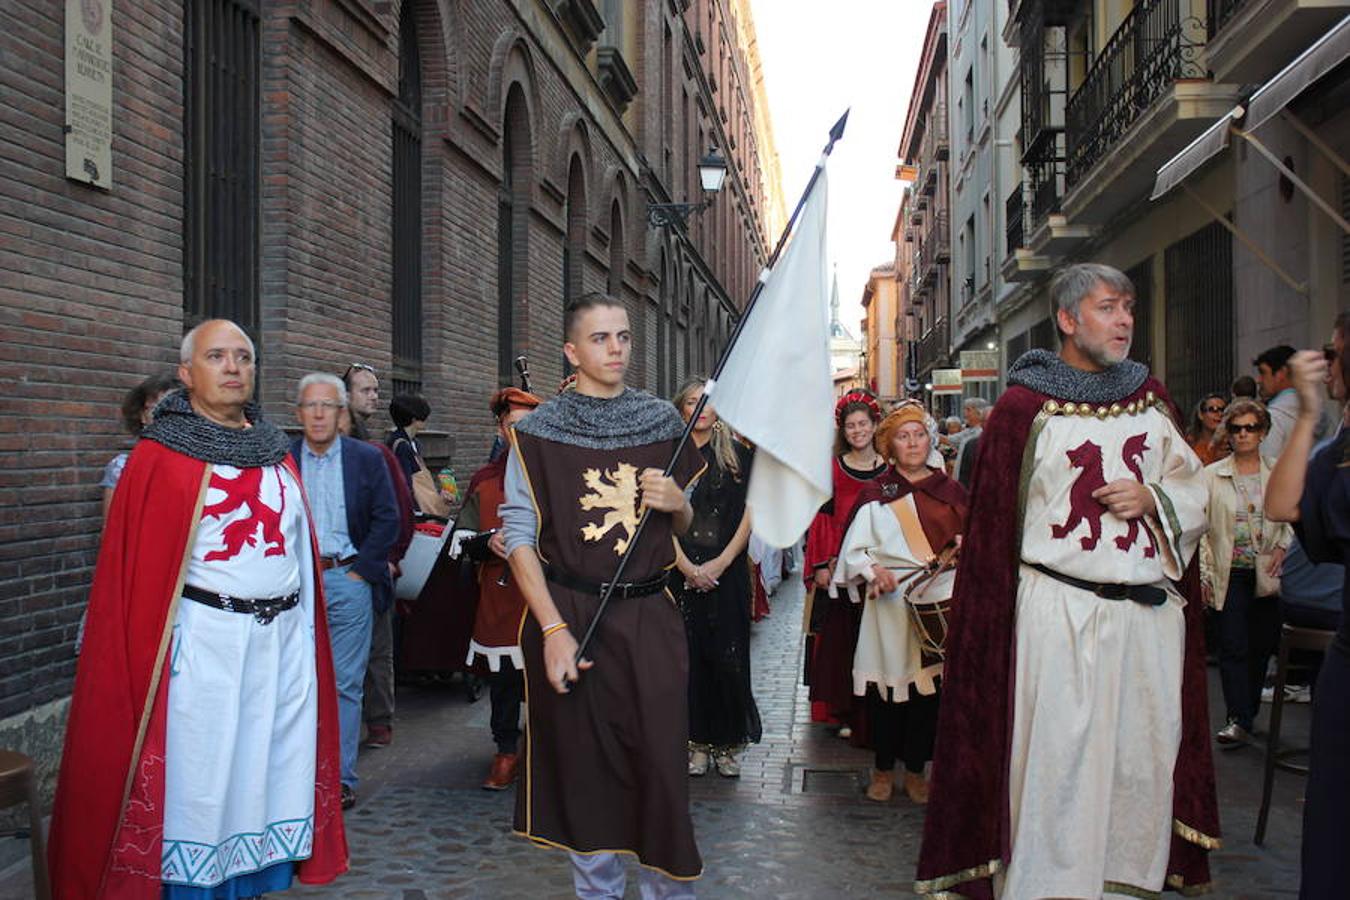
<box><xmin>1173</xmin><ymin>818</ymin><xmax>1222</xmax><ymax>849</ymax></box>
<box><xmin>914</xmin><ymin>858</ymin><xmax>1001</xmax><ymax>896</ymax></box>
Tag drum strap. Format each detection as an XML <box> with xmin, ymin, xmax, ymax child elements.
<box><xmin>886</xmin><ymin>495</ymin><xmax>935</xmax><ymax>564</ymax></box>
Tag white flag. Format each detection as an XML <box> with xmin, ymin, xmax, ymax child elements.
<box><xmin>711</xmin><ymin>165</ymin><xmax>834</xmax><ymax>548</ymax></box>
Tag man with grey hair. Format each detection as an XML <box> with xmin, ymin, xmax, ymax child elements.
<box><xmin>49</xmin><ymin>320</ymin><xmax>349</xmax><ymax>896</ymax></box>
<box><xmin>290</xmin><ymin>371</ymin><xmax>399</xmax><ymax>810</ymax></box>
<box><xmin>953</xmin><ymin>397</ymin><xmax>991</xmax><ymax>487</ymax></box>
<box><xmin>917</xmin><ymin>264</ymin><xmax>1218</xmax><ymax>897</ymax></box>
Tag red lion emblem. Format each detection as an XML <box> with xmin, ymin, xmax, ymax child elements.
<box><xmin>1049</xmin><ymin>440</ymin><xmax>1107</xmax><ymax>550</ymax></box>
<box><xmin>1115</xmin><ymin>433</ymin><xmax>1159</xmax><ymax>558</ymax></box>
<box><xmin>201</xmin><ymin>468</ymin><xmax>287</xmax><ymax>562</ymax></box>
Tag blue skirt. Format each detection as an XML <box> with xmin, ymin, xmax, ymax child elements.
<box><xmin>162</xmin><ymin>861</ymin><xmax>294</xmax><ymax>900</ymax></box>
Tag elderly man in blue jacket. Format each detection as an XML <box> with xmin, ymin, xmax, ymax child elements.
<box><xmin>292</xmin><ymin>372</ymin><xmax>399</xmax><ymax>811</ymax></box>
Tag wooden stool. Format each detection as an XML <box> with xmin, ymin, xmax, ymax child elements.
<box><xmin>1254</xmin><ymin>623</ymin><xmax>1335</xmax><ymax>846</ymax></box>
<box><xmin>0</xmin><ymin>749</ymin><xmax>51</xmax><ymax>900</ymax></box>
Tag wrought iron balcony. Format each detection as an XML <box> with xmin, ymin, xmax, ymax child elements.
<box><xmin>1064</xmin><ymin>0</ymin><xmax>1208</xmax><ymax>188</ymax></box>
<box><xmin>918</xmin><ymin>209</ymin><xmax>950</xmax><ymax>283</ymax></box>
<box><xmin>1029</xmin><ymin>154</ymin><xmax>1062</xmax><ymax>227</ymax></box>
<box><xmin>1005</xmin><ymin>183</ymin><xmax>1025</xmax><ymax>256</ymax></box>
<box><xmin>916</xmin><ymin>318</ymin><xmax>951</xmax><ymax>375</ymax></box>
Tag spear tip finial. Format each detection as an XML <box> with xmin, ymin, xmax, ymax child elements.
<box><xmin>828</xmin><ymin>109</ymin><xmax>850</xmax><ymax>147</ymax></box>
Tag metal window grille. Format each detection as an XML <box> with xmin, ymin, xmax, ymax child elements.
<box><xmin>1126</xmin><ymin>259</ymin><xmax>1153</xmax><ymax>370</ymax></box>
<box><xmin>183</xmin><ymin>0</ymin><xmax>261</xmax><ymax>336</ymax></box>
<box><xmin>1165</xmin><ymin>220</ymin><xmax>1234</xmax><ymax>416</ymax></box>
<box><xmin>392</xmin><ymin>2</ymin><xmax>423</xmax><ymax>395</ymax></box>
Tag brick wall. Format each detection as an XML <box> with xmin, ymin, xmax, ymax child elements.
<box><xmin>0</xmin><ymin>0</ymin><xmax>779</xmax><ymax>771</ymax></box>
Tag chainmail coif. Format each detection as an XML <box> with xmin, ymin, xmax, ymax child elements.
<box><xmin>141</xmin><ymin>388</ymin><xmax>292</xmax><ymax>467</ymax></box>
<box><xmin>1007</xmin><ymin>349</ymin><xmax>1148</xmax><ymax>404</ymax></box>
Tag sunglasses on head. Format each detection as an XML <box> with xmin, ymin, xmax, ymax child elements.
<box><xmin>343</xmin><ymin>362</ymin><xmax>376</xmax><ymax>381</ymax></box>
<box><xmin>1228</xmin><ymin>423</ymin><xmax>1263</xmax><ymax>434</ymax></box>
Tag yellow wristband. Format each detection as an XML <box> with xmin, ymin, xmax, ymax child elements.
<box><xmin>541</xmin><ymin>621</ymin><xmax>569</xmax><ymax>639</ymax></box>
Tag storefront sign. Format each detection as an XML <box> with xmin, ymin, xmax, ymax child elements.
<box><xmin>931</xmin><ymin>368</ymin><xmax>964</xmax><ymax>394</ymax></box>
<box><xmin>960</xmin><ymin>350</ymin><xmax>1000</xmax><ymax>382</ymax></box>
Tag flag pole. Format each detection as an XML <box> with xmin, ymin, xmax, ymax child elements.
<box><xmin>572</xmin><ymin>110</ymin><xmax>849</xmax><ymax>665</ymax></box>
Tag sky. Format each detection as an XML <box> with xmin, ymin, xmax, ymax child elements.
<box><xmin>748</xmin><ymin>0</ymin><xmax>931</xmax><ymax>338</ymax></box>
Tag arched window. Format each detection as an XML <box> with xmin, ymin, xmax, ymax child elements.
<box><xmin>607</xmin><ymin>200</ymin><xmax>624</xmax><ymax>299</ymax></box>
<box><xmin>498</xmin><ymin>85</ymin><xmax>531</xmax><ymax>385</ymax></box>
<box><xmin>563</xmin><ymin>155</ymin><xmax>587</xmax><ymax>306</ymax></box>
<box><xmin>391</xmin><ymin>0</ymin><xmax>423</xmax><ymax>393</ymax></box>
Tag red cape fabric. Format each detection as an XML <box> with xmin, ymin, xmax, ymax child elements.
<box><xmin>48</xmin><ymin>440</ymin><xmax>348</xmax><ymax>899</ymax></box>
<box><xmin>915</xmin><ymin>378</ymin><xmax>1219</xmax><ymax>898</ymax></box>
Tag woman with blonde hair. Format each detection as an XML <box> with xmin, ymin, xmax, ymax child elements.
<box><xmin>1200</xmin><ymin>397</ymin><xmax>1292</xmax><ymax>748</ymax></box>
<box><xmin>670</xmin><ymin>378</ymin><xmax>761</xmax><ymax>777</ymax></box>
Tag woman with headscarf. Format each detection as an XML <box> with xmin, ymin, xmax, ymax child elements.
<box><xmin>804</xmin><ymin>389</ymin><xmax>887</xmax><ymax>736</ymax></box>
<box><xmin>833</xmin><ymin>401</ymin><xmax>968</xmax><ymax>804</ymax></box>
<box><xmin>669</xmin><ymin>378</ymin><xmax>761</xmax><ymax>778</ymax></box>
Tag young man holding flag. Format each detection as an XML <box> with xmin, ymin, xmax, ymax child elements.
<box><xmin>501</xmin><ymin>292</ymin><xmax>706</xmax><ymax>897</ymax></box>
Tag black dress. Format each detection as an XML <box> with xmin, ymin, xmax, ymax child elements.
<box><xmin>672</xmin><ymin>441</ymin><xmax>763</xmax><ymax>752</ymax></box>
<box><xmin>1297</xmin><ymin>426</ymin><xmax>1349</xmax><ymax>900</ymax></box>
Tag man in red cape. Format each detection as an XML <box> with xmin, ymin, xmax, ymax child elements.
<box><xmin>48</xmin><ymin>320</ymin><xmax>347</xmax><ymax>898</ymax></box>
<box><xmin>915</xmin><ymin>266</ymin><xmax>1219</xmax><ymax>898</ymax></box>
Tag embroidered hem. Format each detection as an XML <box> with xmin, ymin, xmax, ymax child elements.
<box><xmin>161</xmin><ymin>817</ymin><xmax>314</xmax><ymax>888</ymax></box>
<box><xmin>914</xmin><ymin>857</ymin><xmax>1001</xmax><ymax>896</ymax></box>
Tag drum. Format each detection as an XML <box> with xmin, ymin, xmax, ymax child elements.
<box><xmin>905</xmin><ymin>567</ymin><xmax>955</xmax><ymax>666</ymax></box>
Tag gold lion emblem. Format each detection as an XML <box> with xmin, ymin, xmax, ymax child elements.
<box><xmin>579</xmin><ymin>463</ymin><xmax>641</xmax><ymax>555</ymax></box>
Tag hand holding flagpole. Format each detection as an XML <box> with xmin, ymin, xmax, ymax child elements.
<box><xmin>572</xmin><ymin>110</ymin><xmax>848</xmax><ymax>666</ymax></box>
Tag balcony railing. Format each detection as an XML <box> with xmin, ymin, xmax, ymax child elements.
<box><xmin>916</xmin><ymin>318</ymin><xmax>951</xmax><ymax>374</ymax></box>
<box><xmin>919</xmin><ymin>208</ymin><xmax>950</xmax><ymax>281</ymax></box>
<box><xmin>1206</xmin><ymin>0</ymin><xmax>1249</xmax><ymax>38</ymax></box>
<box><xmin>920</xmin><ymin>100</ymin><xmax>950</xmax><ymax>164</ymax></box>
<box><xmin>1005</xmin><ymin>183</ymin><xmax>1025</xmax><ymax>255</ymax></box>
<box><xmin>1064</xmin><ymin>0</ymin><xmax>1208</xmax><ymax>187</ymax></box>
<box><xmin>1029</xmin><ymin>154</ymin><xmax>1062</xmax><ymax>227</ymax></box>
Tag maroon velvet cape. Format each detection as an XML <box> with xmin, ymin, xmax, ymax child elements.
<box><xmin>914</xmin><ymin>377</ymin><xmax>1219</xmax><ymax>898</ymax></box>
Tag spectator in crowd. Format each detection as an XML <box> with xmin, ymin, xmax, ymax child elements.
<box><xmin>291</xmin><ymin>372</ymin><xmax>400</xmax><ymax>810</ymax></box>
<box><xmin>101</xmin><ymin>374</ymin><xmax>178</xmax><ymax>519</ymax></box>
<box><xmin>1265</xmin><ymin>313</ymin><xmax>1349</xmax><ymax>899</ymax></box>
<box><xmin>388</xmin><ymin>394</ymin><xmax>433</xmax><ymax>510</ymax></box>
<box><xmin>1231</xmin><ymin>374</ymin><xmax>1258</xmax><ymax>400</ymax></box>
<box><xmin>1186</xmin><ymin>392</ymin><xmax>1230</xmax><ymax>467</ymax></box>
<box><xmin>953</xmin><ymin>398</ymin><xmax>990</xmax><ymax>486</ymax></box>
<box><xmin>1255</xmin><ymin>343</ymin><xmax>1330</xmax><ymax>458</ymax></box>
<box><xmin>343</xmin><ymin>362</ymin><xmax>381</xmax><ymax>441</ymax></box>
<box><xmin>670</xmin><ymin>377</ymin><xmax>761</xmax><ymax>779</ymax></box>
<box><xmin>1199</xmin><ymin>399</ymin><xmax>1291</xmax><ymax>748</ymax></box>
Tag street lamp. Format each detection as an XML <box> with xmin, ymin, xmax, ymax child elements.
<box><xmin>648</xmin><ymin>148</ymin><xmax>729</xmax><ymax>229</ymax></box>
<box><xmin>986</xmin><ymin>341</ymin><xmax>996</xmax><ymax>350</ymax></box>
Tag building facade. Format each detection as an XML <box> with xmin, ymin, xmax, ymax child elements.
<box><xmin>0</xmin><ymin>0</ymin><xmax>781</xmax><ymax>784</ymax></box>
<box><xmin>861</xmin><ymin>262</ymin><xmax>901</xmax><ymax>403</ymax></box>
<box><xmin>898</xmin><ymin>2</ymin><xmax>954</xmax><ymax>413</ymax></box>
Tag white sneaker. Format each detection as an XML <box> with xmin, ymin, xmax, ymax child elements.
<box><xmin>1286</xmin><ymin>684</ymin><xmax>1312</xmax><ymax>704</ymax></box>
<box><xmin>838</xmin><ymin>725</ymin><xmax>853</xmax><ymax>739</ymax></box>
<box><xmin>688</xmin><ymin>750</ymin><xmax>710</xmax><ymax>776</ymax></box>
<box><xmin>714</xmin><ymin>753</ymin><xmax>740</xmax><ymax>778</ymax></box>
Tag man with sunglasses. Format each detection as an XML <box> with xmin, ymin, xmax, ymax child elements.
<box><xmin>343</xmin><ymin>362</ymin><xmax>381</xmax><ymax>442</ymax></box>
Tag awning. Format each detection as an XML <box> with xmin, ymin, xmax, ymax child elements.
<box><xmin>1150</xmin><ymin>14</ymin><xmax>1350</xmax><ymax>201</ymax></box>
<box><xmin>1246</xmin><ymin>14</ymin><xmax>1350</xmax><ymax>132</ymax></box>
<box><xmin>1149</xmin><ymin>110</ymin><xmax>1237</xmax><ymax>201</ymax></box>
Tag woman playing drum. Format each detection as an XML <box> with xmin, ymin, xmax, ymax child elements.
<box><xmin>833</xmin><ymin>402</ymin><xmax>969</xmax><ymax>804</ymax></box>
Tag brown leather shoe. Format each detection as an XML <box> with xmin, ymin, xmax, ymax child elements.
<box><xmin>904</xmin><ymin>771</ymin><xmax>929</xmax><ymax>805</ymax></box>
<box><xmin>865</xmin><ymin>769</ymin><xmax>894</xmax><ymax>802</ymax></box>
<box><xmin>482</xmin><ymin>752</ymin><xmax>519</xmax><ymax>790</ymax></box>
<box><xmin>364</xmin><ymin>724</ymin><xmax>392</xmax><ymax>748</ymax></box>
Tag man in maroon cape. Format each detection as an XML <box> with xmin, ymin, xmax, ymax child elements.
<box><xmin>915</xmin><ymin>265</ymin><xmax>1219</xmax><ymax>898</ymax></box>
<box><xmin>48</xmin><ymin>320</ymin><xmax>347</xmax><ymax>898</ymax></box>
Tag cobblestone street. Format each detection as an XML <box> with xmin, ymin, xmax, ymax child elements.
<box><xmin>1</xmin><ymin>572</ymin><xmax>1307</xmax><ymax>898</ymax></box>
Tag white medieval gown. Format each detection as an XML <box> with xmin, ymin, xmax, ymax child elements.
<box><xmin>998</xmin><ymin>401</ymin><xmax>1206</xmax><ymax>899</ymax></box>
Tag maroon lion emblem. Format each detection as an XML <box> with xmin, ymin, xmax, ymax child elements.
<box><xmin>201</xmin><ymin>468</ymin><xmax>288</xmax><ymax>562</ymax></box>
<box><xmin>1050</xmin><ymin>440</ymin><xmax>1108</xmax><ymax>550</ymax></box>
<box><xmin>1115</xmin><ymin>432</ymin><xmax>1158</xmax><ymax>558</ymax></box>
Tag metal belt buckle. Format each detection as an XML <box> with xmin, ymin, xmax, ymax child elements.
<box><xmin>253</xmin><ymin>601</ymin><xmax>282</xmax><ymax>625</ymax></box>
<box><xmin>602</xmin><ymin>581</ymin><xmax>629</xmax><ymax>599</ymax></box>
<box><xmin>218</xmin><ymin>593</ymin><xmax>237</xmax><ymax>614</ymax></box>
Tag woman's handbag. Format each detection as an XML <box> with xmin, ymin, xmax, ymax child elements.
<box><xmin>395</xmin><ymin>439</ymin><xmax>452</xmax><ymax>519</ymax></box>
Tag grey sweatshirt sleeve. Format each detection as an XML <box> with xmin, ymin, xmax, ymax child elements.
<box><xmin>500</xmin><ymin>450</ymin><xmax>539</xmax><ymax>556</ymax></box>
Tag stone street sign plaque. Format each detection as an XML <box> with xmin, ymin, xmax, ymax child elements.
<box><xmin>65</xmin><ymin>0</ymin><xmax>113</xmax><ymax>188</ymax></box>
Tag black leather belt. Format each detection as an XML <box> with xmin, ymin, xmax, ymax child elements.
<box><xmin>544</xmin><ymin>565</ymin><xmax>668</xmax><ymax>599</ymax></box>
<box><xmin>318</xmin><ymin>554</ymin><xmax>358</xmax><ymax>571</ymax></box>
<box><xmin>182</xmin><ymin>584</ymin><xmax>301</xmax><ymax>625</ymax></box>
<box><xmin>1027</xmin><ymin>563</ymin><xmax>1168</xmax><ymax>607</ymax></box>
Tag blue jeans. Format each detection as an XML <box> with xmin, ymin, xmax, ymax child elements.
<box><xmin>570</xmin><ymin>853</ymin><xmax>696</xmax><ymax>899</ymax></box>
<box><xmin>1217</xmin><ymin>568</ymin><xmax>1280</xmax><ymax>732</ymax></box>
<box><xmin>324</xmin><ymin>567</ymin><xmax>374</xmax><ymax>787</ymax></box>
